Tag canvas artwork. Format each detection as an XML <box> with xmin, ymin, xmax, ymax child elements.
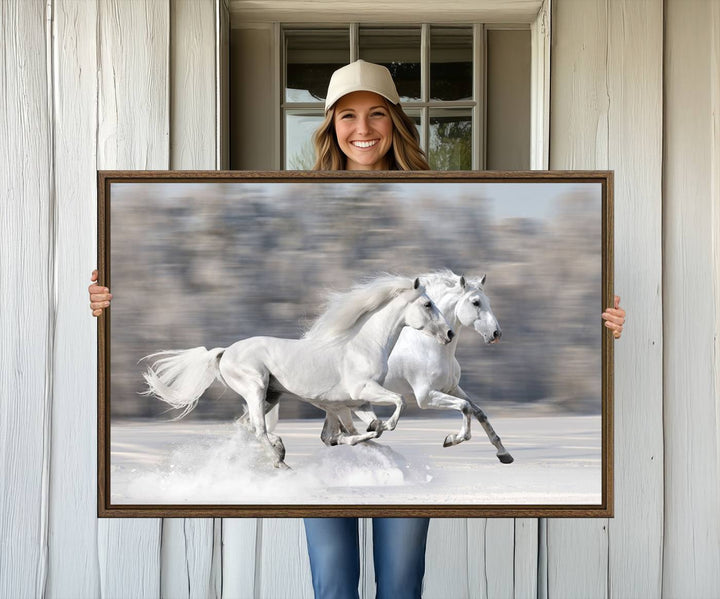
<box><xmin>98</xmin><ymin>171</ymin><xmax>613</xmax><ymax>517</ymax></box>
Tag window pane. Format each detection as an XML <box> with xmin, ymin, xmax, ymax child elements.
<box><xmin>429</xmin><ymin>109</ymin><xmax>472</xmax><ymax>170</ymax></box>
<box><xmin>430</xmin><ymin>27</ymin><xmax>473</xmax><ymax>101</ymax></box>
<box><xmin>359</xmin><ymin>28</ymin><xmax>421</xmax><ymax>102</ymax></box>
<box><xmin>285</xmin><ymin>112</ymin><xmax>324</xmax><ymax>169</ymax></box>
<box><xmin>286</xmin><ymin>30</ymin><xmax>349</xmax><ymax>103</ymax></box>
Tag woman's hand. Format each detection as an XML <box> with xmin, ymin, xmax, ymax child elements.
<box><xmin>602</xmin><ymin>295</ymin><xmax>625</xmax><ymax>339</ymax></box>
<box><xmin>89</xmin><ymin>269</ymin><xmax>112</xmax><ymax>317</ymax></box>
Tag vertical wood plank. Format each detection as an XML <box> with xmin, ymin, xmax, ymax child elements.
<box><xmin>161</xmin><ymin>520</ymin><xmax>217</xmax><ymax>599</ymax></box>
<box><xmin>0</xmin><ymin>1</ymin><xmax>52</xmax><ymax>597</ymax></box>
<box><xmin>424</xmin><ymin>519</ymin><xmax>469</xmax><ymax>599</ymax></box>
<box><xmin>546</xmin><ymin>522</ymin><xmax>608</xmax><ymax>599</ymax></box>
<box><xmin>47</xmin><ymin>0</ymin><xmax>101</xmax><ymax>596</ymax></box>
<box><xmin>713</xmin><ymin>9</ymin><xmax>720</xmax><ymax>563</ymax></box>
<box><xmin>537</xmin><ymin>519</ymin><xmax>547</xmax><ymax>599</ymax></box>
<box><xmin>162</xmin><ymin>1</ymin><xmax>220</xmax><ymax>598</ymax></box>
<box><xmin>96</xmin><ymin>1</ymin><xmax>169</xmax><ymax>594</ymax></box>
<box><xmin>465</xmin><ymin>519</ymin><xmax>516</xmax><ymax>599</ymax></box>
<box><xmin>97</xmin><ymin>0</ymin><xmax>169</xmax><ymax>169</ymax></box>
<box><xmin>550</xmin><ymin>0</ymin><xmax>609</xmax><ymax>170</ymax></box>
<box><xmin>466</xmin><ymin>519</ymin><xmax>484</xmax><ymax>599</ymax></box>
<box><xmin>258</xmin><ymin>518</ymin><xmax>314</xmax><ymax>599</ymax></box>
<box><xmin>513</xmin><ymin>519</ymin><xmax>538</xmax><ymax>599</ymax></box>
<box><xmin>217</xmin><ymin>0</ymin><xmax>230</xmax><ymax>170</ymax></box>
<box><xmin>548</xmin><ymin>1</ymin><xmax>609</xmax><ymax>596</ymax></box>
<box><xmin>486</xmin><ymin>520</ymin><xmax>515</xmax><ymax>598</ymax></box>
<box><xmin>210</xmin><ymin>520</ymin><xmax>223</xmax><ymax>598</ymax></box>
<box><xmin>170</xmin><ymin>0</ymin><xmax>216</xmax><ymax>170</ymax></box>
<box><xmin>222</xmin><ymin>519</ymin><xmax>258</xmax><ymax>598</ymax></box>
<box><xmin>663</xmin><ymin>1</ymin><xmax>720</xmax><ymax>595</ymax></box>
<box><xmin>606</xmin><ymin>1</ymin><xmax>664</xmax><ymax>597</ymax></box>
<box><xmin>98</xmin><ymin>520</ymin><xmax>162</xmax><ymax>599</ymax></box>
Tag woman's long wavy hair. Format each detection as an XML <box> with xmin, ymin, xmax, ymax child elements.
<box><xmin>312</xmin><ymin>99</ymin><xmax>430</xmax><ymax>171</ymax></box>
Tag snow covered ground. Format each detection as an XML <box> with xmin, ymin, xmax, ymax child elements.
<box><xmin>111</xmin><ymin>414</ymin><xmax>602</xmax><ymax>506</ymax></box>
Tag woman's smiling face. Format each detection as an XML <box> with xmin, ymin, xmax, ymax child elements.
<box><xmin>333</xmin><ymin>91</ymin><xmax>394</xmax><ymax>170</ymax></box>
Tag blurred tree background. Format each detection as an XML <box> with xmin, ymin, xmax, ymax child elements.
<box><xmin>109</xmin><ymin>182</ymin><xmax>602</xmax><ymax>420</ymax></box>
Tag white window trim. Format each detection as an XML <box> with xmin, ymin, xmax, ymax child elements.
<box><xmin>530</xmin><ymin>0</ymin><xmax>551</xmax><ymax>170</ymax></box>
<box><xmin>229</xmin><ymin>1</ymin><xmax>544</xmax><ymax>25</ymax></box>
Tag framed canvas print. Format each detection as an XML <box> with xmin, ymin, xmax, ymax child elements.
<box><xmin>97</xmin><ymin>171</ymin><xmax>613</xmax><ymax>518</ymax></box>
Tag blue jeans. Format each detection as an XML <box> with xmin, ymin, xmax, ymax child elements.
<box><xmin>304</xmin><ymin>517</ymin><xmax>430</xmax><ymax>599</ymax></box>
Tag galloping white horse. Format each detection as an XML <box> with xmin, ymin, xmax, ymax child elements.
<box><xmin>320</xmin><ymin>271</ymin><xmax>513</xmax><ymax>464</ymax></box>
<box><xmin>141</xmin><ymin>276</ymin><xmax>454</xmax><ymax>468</ymax></box>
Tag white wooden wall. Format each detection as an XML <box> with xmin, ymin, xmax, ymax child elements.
<box><xmin>1</xmin><ymin>0</ymin><xmax>718</xmax><ymax>597</ymax></box>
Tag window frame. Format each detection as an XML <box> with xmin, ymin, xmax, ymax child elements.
<box><xmin>281</xmin><ymin>23</ymin><xmax>491</xmax><ymax>170</ymax></box>
<box><xmin>262</xmin><ymin>0</ymin><xmax>551</xmax><ymax>171</ymax></box>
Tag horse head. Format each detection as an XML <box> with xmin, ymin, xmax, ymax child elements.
<box><xmin>455</xmin><ymin>274</ymin><xmax>502</xmax><ymax>344</ymax></box>
<box><xmin>403</xmin><ymin>277</ymin><xmax>454</xmax><ymax>345</ymax></box>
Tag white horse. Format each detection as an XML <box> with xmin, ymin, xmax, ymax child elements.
<box><xmin>319</xmin><ymin>271</ymin><xmax>513</xmax><ymax>464</ymax></box>
<box><xmin>141</xmin><ymin>276</ymin><xmax>454</xmax><ymax>468</ymax></box>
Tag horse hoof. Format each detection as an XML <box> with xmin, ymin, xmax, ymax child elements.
<box><xmin>273</xmin><ymin>441</ymin><xmax>286</xmax><ymax>460</ymax></box>
<box><xmin>276</xmin><ymin>461</ymin><xmax>291</xmax><ymax>470</ymax></box>
<box><xmin>367</xmin><ymin>419</ymin><xmax>382</xmax><ymax>433</ymax></box>
<box><xmin>498</xmin><ymin>453</ymin><xmax>514</xmax><ymax>464</ymax></box>
<box><xmin>443</xmin><ymin>434</ymin><xmax>458</xmax><ymax>447</ymax></box>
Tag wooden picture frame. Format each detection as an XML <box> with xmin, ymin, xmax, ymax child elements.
<box><xmin>98</xmin><ymin>170</ymin><xmax>613</xmax><ymax>518</ymax></box>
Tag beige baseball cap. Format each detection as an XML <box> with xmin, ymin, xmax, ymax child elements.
<box><xmin>324</xmin><ymin>60</ymin><xmax>400</xmax><ymax>112</ymax></box>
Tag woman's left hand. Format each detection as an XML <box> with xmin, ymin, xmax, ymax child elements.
<box><xmin>602</xmin><ymin>295</ymin><xmax>625</xmax><ymax>339</ymax></box>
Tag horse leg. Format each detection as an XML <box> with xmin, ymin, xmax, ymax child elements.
<box><xmin>321</xmin><ymin>408</ymin><xmax>379</xmax><ymax>446</ymax></box>
<box><xmin>334</xmin><ymin>407</ymin><xmax>380</xmax><ymax>445</ymax></box>
<box><xmin>236</xmin><ymin>394</ymin><xmax>285</xmax><ymax>459</ymax></box>
<box><xmin>248</xmin><ymin>390</ymin><xmax>289</xmax><ymax>468</ymax></box>
<box><xmin>352</xmin><ymin>403</ymin><xmax>383</xmax><ymax>438</ymax></box>
<box><xmin>415</xmin><ymin>388</ymin><xmax>473</xmax><ymax>447</ymax></box>
<box><xmin>220</xmin><ymin>363</ymin><xmax>289</xmax><ymax>468</ymax></box>
<box><xmin>320</xmin><ymin>412</ymin><xmax>343</xmax><ymax>446</ymax></box>
<box><xmin>452</xmin><ymin>385</ymin><xmax>513</xmax><ymax>464</ymax></box>
<box><xmin>356</xmin><ymin>381</ymin><xmax>405</xmax><ymax>432</ymax></box>
<box><xmin>263</xmin><ymin>392</ymin><xmax>285</xmax><ymax>459</ymax></box>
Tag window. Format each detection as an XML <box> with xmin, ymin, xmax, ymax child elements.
<box><xmin>229</xmin><ymin>23</ymin><xmax>532</xmax><ymax>171</ymax></box>
<box><xmin>283</xmin><ymin>25</ymin><xmax>491</xmax><ymax>171</ymax></box>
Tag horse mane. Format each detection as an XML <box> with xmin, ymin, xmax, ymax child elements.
<box><xmin>419</xmin><ymin>269</ymin><xmax>462</xmax><ymax>293</ymax></box>
<box><xmin>304</xmin><ymin>275</ymin><xmax>418</xmax><ymax>342</ymax></box>
<box><xmin>419</xmin><ymin>269</ymin><xmax>485</xmax><ymax>295</ymax></box>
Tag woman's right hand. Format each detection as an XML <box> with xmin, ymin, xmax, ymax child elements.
<box><xmin>89</xmin><ymin>269</ymin><xmax>112</xmax><ymax>316</ymax></box>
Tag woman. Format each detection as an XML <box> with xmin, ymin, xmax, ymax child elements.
<box><xmin>88</xmin><ymin>60</ymin><xmax>626</xmax><ymax>598</ymax></box>
<box><xmin>302</xmin><ymin>60</ymin><xmax>434</xmax><ymax>599</ymax></box>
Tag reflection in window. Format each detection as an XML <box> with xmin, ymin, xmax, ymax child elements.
<box><xmin>285</xmin><ymin>30</ymin><xmax>349</xmax><ymax>102</ymax></box>
<box><xmin>285</xmin><ymin>112</ymin><xmax>324</xmax><ymax>170</ymax></box>
<box><xmin>359</xmin><ymin>28</ymin><xmax>421</xmax><ymax>102</ymax></box>
<box><xmin>430</xmin><ymin>27</ymin><xmax>473</xmax><ymax>101</ymax></box>
<box><xmin>429</xmin><ymin>109</ymin><xmax>472</xmax><ymax>170</ymax></box>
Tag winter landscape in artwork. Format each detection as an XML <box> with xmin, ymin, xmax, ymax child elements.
<box><xmin>112</xmin><ymin>415</ymin><xmax>601</xmax><ymax>505</ymax></box>
<box><xmin>108</xmin><ymin>180</ymin><xmax>604</xmax><ymax>507</ymax></box>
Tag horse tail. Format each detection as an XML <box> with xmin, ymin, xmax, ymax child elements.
<box><xmin>141</xmin><ymin>346</ymin><xmax>225</xmax><ymax>419</ymax></box>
